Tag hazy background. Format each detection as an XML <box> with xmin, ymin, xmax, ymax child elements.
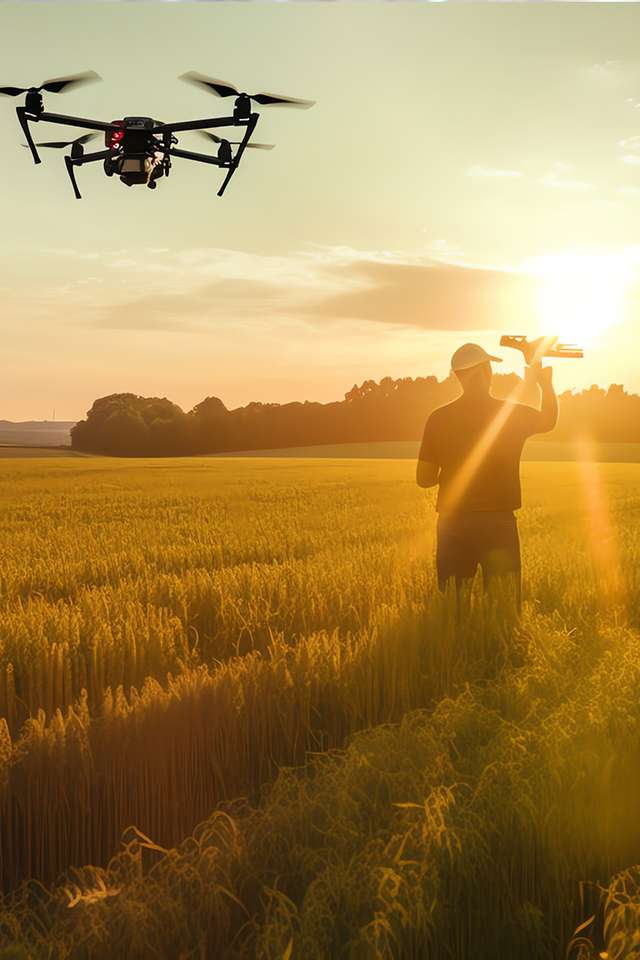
<box><xmin>2</xmin><ymin>3</ymin><xmax>640</xmax><ymax>420</ymax></box>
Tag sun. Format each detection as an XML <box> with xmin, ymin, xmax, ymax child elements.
<box><xmin>521</xmin><ymin>249</ymin><xmax>636</xmax><ymax>346</ymax></box>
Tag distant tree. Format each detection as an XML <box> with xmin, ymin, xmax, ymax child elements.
<box><xmin>71</xmin><ymin>393</ymin><xmax>189</xmax><ymax>456</ymax></box>
<box><xmin>190</xmin><ymin>396</ymin><xmax>228</xmax><ymax>420</ymax></box>
<box><xmin>71</xmin><ymin>375</ymin><xmax>640</xmax><ymax>457</ymax></box>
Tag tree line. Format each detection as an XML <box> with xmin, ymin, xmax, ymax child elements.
<box><xmin>70</xmin><ymin>375</ymin><xmax>640</xmax><ymax>456</ymax></box>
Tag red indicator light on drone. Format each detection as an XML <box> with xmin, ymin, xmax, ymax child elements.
<box><xmin>105</xmin><ymin>122</ymin><xmax>125</xmax><ymax>149</ymax></box>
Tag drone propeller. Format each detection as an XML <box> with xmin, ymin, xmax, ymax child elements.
<box><xmin>180</xmin><ymin>71</ymin><xmax>315</xmax><ymax>109</ymax></box>
<box><xmin>0</xmin><ymin>70</ymin><xmax>101</xmax><ymax>97</ymax></box>
<box><xmin>21</xmin><ymin>133</ymin><xmax>98</xmax><ymax>150</ymax></box>
<box><xmin>199</xmin><ymin>131</ymin><xmax>275</xmax><ymax>150</ymax></box>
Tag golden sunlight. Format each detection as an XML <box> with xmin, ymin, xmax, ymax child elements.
<box><xmin>522</xmin><ymin>249</ymin><xmax>637</xmax><ymax>345</ymax></box>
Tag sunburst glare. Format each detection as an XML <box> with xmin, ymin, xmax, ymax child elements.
<box><xmin>522</xmin><ymin>249</ymin><xmax>637</xmax><ymax>346</ymax></box>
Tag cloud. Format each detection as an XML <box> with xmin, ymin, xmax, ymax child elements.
<box><xmin>42</xmin><ymin>241</ymin><xmax>612</xmax><ymax>342</ymax></box>
<box><xmin>421</xmin><ymin>237</ymin><xmax>465</xmax><ymax>261</ymax></box>
<box><xmin>66</xmin><ymin>246</ymin><xmax>543</xmax><ymax>334</ymax></box>
<box><xmin>466</xmin><ymin>165</ymin><xmax>523</xmax><ymax>179</ymax></box>
<box><xmin>587</xmin><ymin>60</ymin><xmax>624</xmax><ymax>81</ymax></box>
<box><xmin>96</xmin><ymin>277</ymin><xmax>291</xmax><ymax>330</ymax></box>
<box><xmin>539</xmin><ymin>162</ymin><xmax>594</xmax><ymax>191</ymax></box>
<box><xmin>466</xmin><ymin>160</ymin><xmax>596</xmax><ymax>193</ymax></box>
<box><xmin>618</xmin><ymin>135</ymin><xmax>640</xmax><ymax>151</ymax></box>
<box><xmin>620</xmin><ymin>154</ymin><xmax>640</xmax><ymax>166</ymax></box>
<box><xmin>298</xmin><ymin>258</ymin><xmax>540</xmax><ymax>331</ymax></box>
<box><xmin>616</xmin><ymin>186</ymin><xmax>640</xmax><ymax>198</ymax></box>
<box><xmin>540</xmin><ymin>177</ymin><xmax>594</xmax><ymax>191</ymax></box>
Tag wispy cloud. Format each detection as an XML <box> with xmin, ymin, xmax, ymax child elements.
<box><xmin>36</xmin><ymin>244</ymin><xmax>542</xmax><ymax>334</ymax></box>
<box><xmin>540</xmin><ymin>177</ymin><xmax>594</xmax><ymax>192</ymax></box>
<box><xmin>298</xmin><ymin>258</ymin><xmax>540</xmax><ymax>331</ymax></box>
<box><xmin>616</xmin><ymin>186</ymin><xmax>640</xmax><ymax>198</ymax></box>
<box><xmin>539</xmin><ymin>162</ymin><xmax>594</xmax><ymax>192</ymax></box>
<box><xmin>618</xmin><ymin>135</ymin><xmax>640</xmax><ymax>151</ymax></box>
<box><xmin>466</xmin><ymin>165</ymin><xmax>523</xmax><ymax>179</ymax></box>
<box><xmin>97</xmin><ymin>278</ymin><xmax>294</xmax><ymax>330</ymax></box>
<box><xmin>587</xmin><ymin>60</ymin><xmax>624</xmax><ymax>81</ymax></box>
<box><xmin>466</xmin><ymin>159</ymin><xmax>596</xmax><ymax>192</ymax></box>
<box><xmin>420</xmin><ymin>237</ymin><xmax>465</xmax><ymax>261</ymax></box>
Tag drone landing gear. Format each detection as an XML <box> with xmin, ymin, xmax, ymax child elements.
<box><xmin>147</xmin><ymin>180</ymin><xmax>157</xmax><ymax>190</ymax></box>
<box><xmin>164</xmin><ymin>112</ymin><xmax>257</xmax><ymax>197</ymax></box>
<box><xmin>16</xmin><ymin>106</ymin><xmax>41</xmax><ymax>165</ymax></box>
<box><xmin>64</xmin><ymin>147</ymin><xmax>111</xmax><ymax>199</ymax></box>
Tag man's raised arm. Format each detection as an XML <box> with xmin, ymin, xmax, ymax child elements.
<box><xmin>533</xmin><ymin>365</ymin><xmax>559</xmax><ymax>433</ymax></box>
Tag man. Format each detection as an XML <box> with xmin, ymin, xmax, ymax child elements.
<box><xmin>416</xmin><ymin>342</ymin><xmax>558</xmax><ymax>602</ymax></box>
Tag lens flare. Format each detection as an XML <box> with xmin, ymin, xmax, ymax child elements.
<box><xmin>573</xmin><ymin>435</ymin><xmax>624</xmax><ymax>609</ymax></box>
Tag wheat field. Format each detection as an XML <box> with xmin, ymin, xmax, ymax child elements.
<box><xmin>1</xmin><ymin>456</ymin><xmax>640</xmax><ymax>959</ymax></box>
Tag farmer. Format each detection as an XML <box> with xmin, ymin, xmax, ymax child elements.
<box><xmin>416</xmin><ymin>342</ymin><xmax>558</xmax><ymax>602</ymax></box>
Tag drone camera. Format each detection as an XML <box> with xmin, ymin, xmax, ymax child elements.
<box><xmin>119</xmin><ymin>156</ymin><xmax>153</xmax><ymax>185</ymax></box>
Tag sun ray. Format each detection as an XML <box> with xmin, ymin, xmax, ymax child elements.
<box><xmin>440</xmin><ymin>377</ymin><xmax>528</xmax><ymax>516</ymax></box>
<box><xmin>573</xmin><ymin>436</ymin><xmax>625</xmax><ymax>611</ymax></box>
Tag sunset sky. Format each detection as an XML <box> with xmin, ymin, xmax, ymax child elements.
<box><xmin>2</xmin><ymin>3</ymin><xmax>640</xmax><ymax>420</ymax></box>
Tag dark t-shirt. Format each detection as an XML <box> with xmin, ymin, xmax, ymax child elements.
<box><xmin>418</xmin><ymin>395</ymin><xmax>546</xmax><ymax>513</ymax></box>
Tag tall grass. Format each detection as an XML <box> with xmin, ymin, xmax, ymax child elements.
<box><xmin>2</xmin><ymin>602</ymin><xmax>640</xmax><ymax>958</ymax></box>
<box><xmin>0</xmin><ymin>583</ymin><xmax>521</xmax><ymax>889</ymax></box>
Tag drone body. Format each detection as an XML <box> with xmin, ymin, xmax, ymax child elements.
<box><xmin>0</xmin><ymin>71</ymin><xmax>315</xmax><ymax>199</ymax></box>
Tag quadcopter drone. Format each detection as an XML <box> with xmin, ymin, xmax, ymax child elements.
<box><xmin>0</xmin><ymin>70</ymin><xmax>315</xmax><ymax>199</ymax></box>
<box><xmin>500</xmin><ymin>335</ymin><xmax>583</xmax><ymax>364</ymax></box>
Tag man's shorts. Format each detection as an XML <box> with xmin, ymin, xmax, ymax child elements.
<box><xmin>436</xmin><ymin>510</ymin><xmax>521</xmax><ymax>592</ymax></box>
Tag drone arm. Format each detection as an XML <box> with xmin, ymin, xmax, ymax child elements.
<box><xmin>155</xmin><ymin>115</ymin><xmax>244</xmax><ymax>135</ymax></box>
<box><xmin>19</xmin><ymin>107</ymin><xmax>117</xmax><ymax>170</ymax></box>
<box><xmin>64</xmin><ymin>148</ymin><xmax>111</xmax><ymax>200</ymax></box>
<box><xmin>36</xmin><ymin>111</ymin><xmax>119</xmax><ymax>134</ymax></box>
<box><xmin>168</xmin><ymin>147</ymin><xmax>225</xmax><ymax>167</ymax></box>
<box><xmin>16</xmin><ymin>106</ymin><xmax>41</xmax><ymax>165</ymax></box>
<box><xmin>217</xmin><ymin>112</ymin><xmax>259</xmax><ymax>197</ymax></box>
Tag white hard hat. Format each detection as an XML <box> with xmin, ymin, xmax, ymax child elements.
<box><xmin>450</xmin><ymin>342</ymin><xmax>503</xmax><ymax>372</ymax></box>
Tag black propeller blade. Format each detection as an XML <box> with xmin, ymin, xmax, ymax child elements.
<box><xmin>21</xmin><ymin>133</ymin><xmax>98</xmax><ymax>149</ymax></box>
<box><xmin>180</xmin><ymin>71</ymin><xmax>315</xmax><ymax>109</ymax></box>
<box><xmin>0</xmin><ymin>70</ymin><xmax>101</xmax><ymax>97</ymax></box>
<box><xmin>199</xmin><ymin>131</ymin><xmax>275</xmax><ymax>150</ymax></box>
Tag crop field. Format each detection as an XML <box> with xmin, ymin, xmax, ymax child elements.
<box><xmin>0</xmin><ymin>447</ymin><xmax>80</xmax><ymax>459</ymax></box>
<box><xmin>1</xmin><ymin>456</ymin><xmax>640</xmax><ymax>958</ymax></box>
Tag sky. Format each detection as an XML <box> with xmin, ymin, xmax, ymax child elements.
<box><xmin>2</xmin><ymin>3</ymin><xmax>640</xmax><ymax>420</ymax></box>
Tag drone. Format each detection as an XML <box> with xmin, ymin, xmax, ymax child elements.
<box><xmin>0</xmin><ymin>70</ymin><xmax>315</xmax><ymax>199</ymax></box>
<box><xmin>500</xmin><ymin>335</ymin><xmax>584</xmax><ymax>364</ymax></box>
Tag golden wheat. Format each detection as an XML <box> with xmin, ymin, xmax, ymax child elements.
<box><xmin>1</xmin><ymin>457</ymin><xmax>640</xmax><ymax>958</ymax></box>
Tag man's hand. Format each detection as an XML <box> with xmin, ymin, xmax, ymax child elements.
<box><xmin>530</xmin><ymin>362</ymin><xmax>553</xmax><ymax>387</ymax></box>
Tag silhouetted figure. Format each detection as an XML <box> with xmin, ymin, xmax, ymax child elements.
<box><xmin>416</xmin><ymin>342</ymin><xmax>558</xmax><ymax>603</ymax></box>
